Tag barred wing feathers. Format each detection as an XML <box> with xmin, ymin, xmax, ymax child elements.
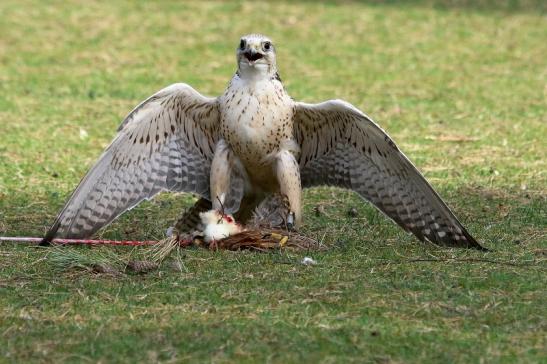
<box><xmin>294</xmin><ymin>100</ymin><xmax>485</xmax><ymax>249</ymax></box>
<box><xmin>42</xmin><ymin>84</ymin><xmax>220</xmax><ymax>242</ymax></box>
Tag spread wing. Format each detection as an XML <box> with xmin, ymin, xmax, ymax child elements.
<box><xmin>294</xmin><ymin>100</ymin><xmax>485</xmax><ymax>249</ymax></box>
<box><xmin>42</xmin><ymin>83</ymin><xmax>222</xmax><ymax>242</ymax></box>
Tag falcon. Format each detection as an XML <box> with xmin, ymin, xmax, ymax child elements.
<box><xmin>41</xmin><ymin>34</ymin><xmax>485</xmax><ymax>249</ymax></box>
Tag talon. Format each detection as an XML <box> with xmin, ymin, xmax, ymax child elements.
<box><xmin>287</xmin><ymin>212</ymin><xmax>295</xmax><ymax>231</ymax></box>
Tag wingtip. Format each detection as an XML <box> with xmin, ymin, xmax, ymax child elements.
<box><xmin>421</xmin><ymin>226</ymin><xmax>489</xmax><ymax>251</ymax></box>
<box><xmin>462</xmin><ymin>229</ymin><xmax>490</xmax><ymax>251</ymax></box>
<box><xmin>40</xmin><ymin>221</ymin><xmax>60</xmax><ymax>247</ymax></box>
<box><xmin>39</xmin><ymin>238</ymin><xmax>51</xmax><ymax>246</ymax></box>
<box><xmin>39</xmin><ymin>232</ymin><xmax>54</xmax><ymax>246</ymax></box>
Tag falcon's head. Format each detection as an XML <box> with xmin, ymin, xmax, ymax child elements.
<box><xmin>236</xmin><ymin>34</ymin><xmax>277</xmax><ymax>78</ymax></box>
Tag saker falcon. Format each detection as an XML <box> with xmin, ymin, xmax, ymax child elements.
<box><xmin>41</xmin><ymin>34</ymin><xmax>485</xmax><ymax>249</ymax></box>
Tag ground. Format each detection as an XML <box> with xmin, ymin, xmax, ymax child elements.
<box><xmin>0</xmin><ymin>1</ymin><xmax>546</xmax><ymax>363</ymax></box>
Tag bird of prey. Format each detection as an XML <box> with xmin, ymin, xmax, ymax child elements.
<box><xmin>41</xmin><ymin>34</ymin><xmax>484</xmax><ymax>249</ymax></box>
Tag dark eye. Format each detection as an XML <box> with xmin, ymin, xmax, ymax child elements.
<box><xmin>263</xmin><ymin>41</ymin><xmax>271</xmax><ymax>51</ymax></box>
<box><xmin>239</xmin><ymin>39</ymin><xmax>246</xmax><ymax>49</ymax></box>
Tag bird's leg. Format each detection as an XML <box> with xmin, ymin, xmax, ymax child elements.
<box><xmin>210</xmin><ymin>139</ymin><xmax>233</xmax><ymax>211</ymax></box>
<box><xmin>275</xmin><ymin>150</ymin><xmax>302</xmax><ymax>230</ymax></box>
<box><xmin>286</xmin><ymin>211</ymin><xmax>295</xmax><ymax>229</ymax></box>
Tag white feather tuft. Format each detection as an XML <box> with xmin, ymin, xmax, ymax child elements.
<box><xmin>199</xmin><ymin>210</ymin><xmax>243</xmax><ymax>242</ymax></box>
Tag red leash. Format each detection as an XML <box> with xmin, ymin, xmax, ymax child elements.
<box><xmin>0</xmin><ymin>236</ymin><xmax>160</xmax><ymax>246</ymax></box>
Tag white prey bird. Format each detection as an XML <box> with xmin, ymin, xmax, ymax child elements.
<box><xmin>198</xmin><ymin>210</ymin><xmax>244</xmax><ymax>243</ymax></box>
<box><xmin>41</xmin><ymin>34</ymin><xmax>485</xmax><ymax>249</ymax></box>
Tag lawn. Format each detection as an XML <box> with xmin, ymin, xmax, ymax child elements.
<box><xmin>0</xmin><ymin>0</ymin><xmax>545</xmax><ymax>362</ymax></box>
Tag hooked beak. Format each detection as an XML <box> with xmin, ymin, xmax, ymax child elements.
<box><xmin>243</xmin><ymin>49</ymin><xmax>264</xmax><ymax>62</ymax></box>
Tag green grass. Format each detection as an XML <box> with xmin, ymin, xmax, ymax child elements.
<box><xmin>0</xmin><ymin>0</ymin><xmax>546</xmax><ymax>362</ymax></box>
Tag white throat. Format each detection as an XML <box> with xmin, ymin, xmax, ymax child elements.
<box><xmin>238</xmin><ymin>62</ymin><xmax>275</xmax><ymax>83</ymax></box>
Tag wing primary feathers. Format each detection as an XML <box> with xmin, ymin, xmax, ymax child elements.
<box><xmin>294</xmin><ymin>100</ymin><xmax>486</xmax><ymax>250</ymax></box>
<box><xmin>42</xmin><ymin>83</ymin><xmax>221</xmax><ymax>241</ymax></box>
